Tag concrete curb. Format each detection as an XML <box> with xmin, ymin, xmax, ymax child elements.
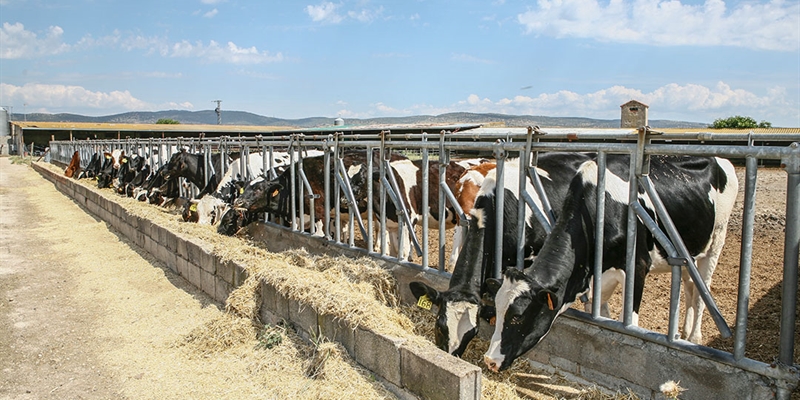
<box><xmin>33</xmin><ymin>163</ymin><xmax>482</xmax><ymax>400</ymax></box>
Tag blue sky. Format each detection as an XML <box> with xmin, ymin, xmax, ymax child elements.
<box><xmin>1</xmin><ymin>0</ymin><xmax>798</xmax><ymax>126</ymax></box>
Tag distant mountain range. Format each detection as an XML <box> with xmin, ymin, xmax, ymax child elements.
<box><xmin>8</xmin><ymin>109</ymin><xmax>710</xmax><ymax>129</ymax></box>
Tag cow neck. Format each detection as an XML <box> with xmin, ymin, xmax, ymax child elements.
<box><xmin>525</xmin><ymin>182</ymin><xmax>595</xmax><ymax>307</ymax></box>
<box><xmin>448</xmin><ymin>220</ymin><xmax>484</xmax><ymax>300</ymax></box>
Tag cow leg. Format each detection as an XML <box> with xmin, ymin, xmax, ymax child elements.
<box><xmin>583</xmin><ymin>268</ymin><xmax>624</xmax><ymax>318</ymax></box>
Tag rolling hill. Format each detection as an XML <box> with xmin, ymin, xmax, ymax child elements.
<box><xmin>8</xmin><ymin>110</ymin><xmax>709</xmax><ymax>129</ymax></box>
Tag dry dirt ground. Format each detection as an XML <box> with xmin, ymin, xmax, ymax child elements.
<box><xmin>0</xmin><ymin>157</ymin><xmax>396</xmax><ymax>400</ymax></box>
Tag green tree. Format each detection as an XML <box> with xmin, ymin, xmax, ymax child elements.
<box><xmin>710</xmin><ymin>115</ymin><xmax>771</xmax><ymax>129</ymax></box>
<box><xmin>156</xmin><ymin>118</ymin><xmax>180</xmax><ymax>125</ymax></box>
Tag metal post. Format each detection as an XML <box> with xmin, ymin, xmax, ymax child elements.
<box><xmin>622</xmin><ymin>149</ymin><xmax>641</xmax><ymax>326</ymax></box>
<box><xmin>366</xmin><ymin>145</ymin><xmax>374</xmax><ymax>253</ymax></box>
<box><xmin>421</xmin><ymin>131</ymin><xmax>430</xmax><ymax>269</ymax></box>
<box><xmin>494</xmin><ymin>140</ymin><xmax>506</xmax><ymax>280</ymax></box>
<box><xmin>591</xmin><ymin>151</ymin><xmax>607</xmax><ymax>318</ymax></box>
<box><xmin>438</xmin><ymin>131</ymin><xmax>448</xmax><ymax>271</ymax></box>
<box><xmin>324</xmin><ymin>136</ymin><xmax>332</xmax><ymax>239</ymax></box>
<box><xmin>734</xmin><ymin>148</ymin><xmax>758</xmax><ymax>360</ymax></box>
<box><xmin>379</xmin><ymin>132</ymin><xmax>388</xmax><ymax>256</ymax></box>
<box><xmin>779</xmin><ymin>144</ymin><xmax>799</xmax><ymax>371</ymax></box>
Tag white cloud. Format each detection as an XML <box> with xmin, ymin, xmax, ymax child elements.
<box><xmin>170</xmin><ymin>40</ymin><xmax>284</xmax><ymax>64</ymax></box>
<box><xmin>440</xmin><ymin>82</ymin><xmax>797</xmax><ymax>125</ymax></box>
<box><xmin>0</xmin><ymin>22</ymin><xmax>71</xmax><ymax>59</ymax></box>
<box><xmin>0</xmin><ymin>83</ymin><xmax>151</xmax><ymax>112</ymax></box>
<box><xmin>348</xmin><ymin>6</ymin><xmax>384</xmax><ymax>23</ymax></box>
<box><xmin>350</xmin><ymin>82</ymin><xmax>794</xmax><ymax>125</ymax></box>
<box><xmin>306</xmin><ymin>2</ymin><xmax>344</xmax><ymax>23</ymax></box>
<box><xmin>451</xmin><ymin>53</ymin><xmax>495</xmax><ymax>64</ymax></box>
<box><xmin>204</xmin><ymin>8</ymin><xmax>219</xmax><ymax>18</ymax></box>
<box><xmin>517</xmin><ymin>0</ymin><xmax>800</xmax><ymax>51</ymax></box>
<box><xmin>0</xmin><ymin>83</ymin><xmax>196</xmax><ymax>114</ymax></box>
<box><xmin>201</xmin><ymin>0</ymin><xmax>224</xmax><ymax>4</ymax></box>
<box><xmin>306</xmin><ymin>2</ymin><xmax>385</xmax><ymax>24</ymax></box>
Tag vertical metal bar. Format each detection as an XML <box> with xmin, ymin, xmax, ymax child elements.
<box><xmin>366</xmin><ymin>144</ymin><xmax>374</xmax><ymax>253</ymax></box>
<box><xmin>298</xmin><ymin>140</ymin><xmax>306</xmax><ymax>234</ymax></box>
<box><xmin>516</xmin><ymin>148</ymin><xmax>528</xmax><ymax>269</ymax></box>
<box><xmin>289</xmin><ymin>137</ymin><xmax>297</xmax><ymax>232</ymax></box>
<box><xmin>494</xmin><ymin>142</ymin><xmax>506</xmax><ymax>280</ymax></box>
<box><xmin>779</xmin><ymin>149</ymin><xmax>799</xmax><ymax>367</ymax></box>
<box><xmin>324</xmin><ymin>137</ymin><xmax>332</xmax><ymax>240</ymax></box>
<box><xmin>421</xmin><ymin>132</ymin><xmax>429</xmax><ymax>269</ymax></box>
<box><xmin>623</xmin><ymin>151</ymin><xmax>639</xmax><ymax>327</ymax></box>
<box><xmin>438</xmin><ymin>131</ymin><xmax>448</xmax><ymax>271</ymax></box>
<box><xmin>592</xmin><ymin>151</ymin><xmax>607</xmax><ymax>318</ymax></box>
<box><xmin>379</xmin><ymin>132</ymin><xmax>388</xmax><ymax>256</ymax></box>
<box><xmin>734</xmin><ymin>154</ymin><xmax>758</xmax><ymax>359</ymax></box>
<box><xmin>333</xmin><ymin>135</ymin><xmax>341</xmax><ymax>242</ymax></box>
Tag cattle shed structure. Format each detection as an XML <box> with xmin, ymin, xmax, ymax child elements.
<box><xmin>44</xmin><ymin>126</ymin><xmax>800</xmax><ymax>399</ymax></box>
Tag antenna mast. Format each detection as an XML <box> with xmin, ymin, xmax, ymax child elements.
<box><xmin>212</xmin><ymin>100</ymin><xmax>222</xmax><ymax>125</ymax></box>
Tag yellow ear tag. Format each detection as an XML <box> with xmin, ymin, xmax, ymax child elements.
<box><xmin>546</xmin><ymin>293</ymin><xmax>555</xmax><ymax>311</ymax></box>
<box><xmin>416</xmin><ymin>294</ymin><xmax>432</xmax><ymax>310</ymax></box>
<box><xmin>271</xmin><ymin>189</ymin><xmax>280</xmax><ymax>197</ymax></box>
<box><xmin>122</xmin><ymin>159</ymin><xmax>127</xmax><ymax>163</ymax></box>
<box><xmin>239</xmin><ymin>187</ymin><xmax>244</xmax><ymax>194</ymax></box>
<box><xmin>189</xmin><ymin>204</ymin><xmax>197</xmax><ymax>212</ymax></box>
<box><xmin>105</xmin><ymin>155</ymin><xmax>112</xmax><ymax>159</ymax></box>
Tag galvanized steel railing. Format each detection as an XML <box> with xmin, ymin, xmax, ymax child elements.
<box><xmin>49</xmin><ymin>128</ymin><xmax>800</xmax><ymax>398</ymax></box>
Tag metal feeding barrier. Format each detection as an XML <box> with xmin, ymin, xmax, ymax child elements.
<box><xmin>49</xmin><ymin>128</ymin><xmax>799</xmax><ymax>399</ymax></box>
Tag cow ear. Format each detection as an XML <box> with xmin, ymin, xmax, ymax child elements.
<box><xmin>485</xmin><ymin>278</ymin><xmax>503</xmax><ymax>296</ymax></box>
<box><xmin>409</xmin><ymin>281</ymin><xmax>440</xmax><ymax>305</ymax></box>
<box><xmin>538</xmin><ymin>290</ymin><xmax>557</xmax><ymax>311</ymax></box>
<box><xmin>189</xmin><ymin>199</ymin><xmax>199</xmax><ymax>204</ymax></box>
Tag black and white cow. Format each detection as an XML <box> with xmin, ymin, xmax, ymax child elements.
<box><xmin>408</xmin><ymin>153</ymin><xmax>593</xmax><ymax>356</ymax></box>
<box><xmin>114</xmin><ymin>154</ymin><xmax>146</xmax><ymax>195</ymax></box>
<box><xmin>482</xmin><ymin>155</ymin><xmax>738</xmax><ymax>372</ymax></box>
<box><xmin>97</xmin><ymin>149</ymin><xmax>124</xmax><ymax>189</ymax></box>
<box><xmin>233</xmin><ymin>150</ymin><xmax>380</xmax><ymax>236</ymax></box>
<box><xmin>77</xmin><ymin>152</ymin><xmax>102</xmax><ymax>180</ymax></box>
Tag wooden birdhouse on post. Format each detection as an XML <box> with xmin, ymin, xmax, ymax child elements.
<box><xmin>620</xmin><ymin>100</ymin><xmax>649</xmax><ymax>128</ymax></box>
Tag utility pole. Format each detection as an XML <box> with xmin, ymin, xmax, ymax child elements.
<box><xmin>213</xmin><ymin>100</ymin><xmax>222</xmax><ymax>125</ymax></box>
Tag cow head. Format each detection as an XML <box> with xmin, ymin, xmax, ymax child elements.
<box><xmin>408</xmin><ymin>216</ymin><xmax>489</xmax><ymax>357</ymax></box>
<box><xmin>111</xmin><ymin>149</ymin><xmax>125</xmax><ymax>169</ymax></box>
<box><xmin>133</xmin><ymin>187</ymin><xmax>149</xmax><ymax>202</ymax></box>
<box><xmin>483</xmin><ymin>268</ymin><xmax>561</xmax><ymax>372</ymax></box>
<box><xmin>234</xmin><ymin>175</ymin><xmax>284</xmax><ymax>214</ymax></box>
<box><xmin>182</xmin><ymin>200</ymin><xmax>200</xmax><ymax>223</ymax></box>
<box><xmin>409</xmin><ymin>282</ymin><xmax>479</xmax><ymax>357</ymax></box>
<box><xmin>217</xmin><ymin>207</ymin><xmax>252</xmax><ymax>236</ymax></box>
<box><xmin>161</xmin><ymin>149</ymin><xmax>193</xmax><ymax>181</ymax></box>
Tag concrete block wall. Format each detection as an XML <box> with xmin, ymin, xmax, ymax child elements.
<box><xmin>33</xmin><ymin>163</ymin><xmax>483</xmax><ymax>400</ymax></box>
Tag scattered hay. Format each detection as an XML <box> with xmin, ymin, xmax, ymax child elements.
<box><xmin>43</xmin><ymin>162</ymin><xmax>628</xmax><ymax>399</ymax></box>
<box><xmin>246</xmin><ymin>323</ymin><xmax>396</xmax><ymax>399</ymax></box>
<box><xmin>225</xmin><ymin>273</ymin><xmax>262</xmax><ymax>320</ymax></box>
<box><xmin>283</xmin><ymin>248</ymin><xmax>401</xmax><ymax>308</ymax></box>
<box><xmin>178</xmin><ymin>313</ymin><xmax>260</xmax><ymax>357</ymax></box>
<box><xmin>305</xmin><ymin>341</ymin><xmax>337</xmax><ymax>379</ymax></box>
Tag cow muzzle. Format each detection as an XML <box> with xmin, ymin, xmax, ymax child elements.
<box><xmin>484</xmin><ymin>355</ymin><xmax>501</xmax><ymax>373</ymax></box>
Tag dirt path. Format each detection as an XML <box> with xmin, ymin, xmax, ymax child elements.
<box><xmin>2</xmin><ymin>157</ymin><xmax>400</xmax><ymax>400</ymax></box>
